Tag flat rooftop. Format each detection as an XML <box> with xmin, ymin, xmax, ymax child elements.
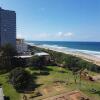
<box><xmin>34</xmin><ymin>52</ymin><xmax>49</xmax><ymax>56</ymax></box>
<box><xmin>16</xmin><ymin>52</ymin><xmax>49</xmax><ymax>58</ymax></box>
<box><xmin>16</xmin><ymin>55</ymin><xmax>33</xmax><ymax>58</ymax></box>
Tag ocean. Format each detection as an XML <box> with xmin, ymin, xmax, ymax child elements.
<box><xmin>27</xmin><ymin>41</ymin><xmax>100</xmax><ymax>58</ymax></box>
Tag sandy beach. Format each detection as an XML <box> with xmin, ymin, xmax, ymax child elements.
<box><xmin>32</xmin><ymin>44</ymin><xmax>100</xmax><ymax>66</ymax></box>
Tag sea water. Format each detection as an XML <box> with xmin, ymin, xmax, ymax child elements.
<box><xmin>27</xmin><ymin>41</ymin><xmax>100</xmax><ymax>58</ymax></box>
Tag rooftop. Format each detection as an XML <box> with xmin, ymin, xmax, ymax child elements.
<box><xmin>34</xmin><ymin>52</ymin><xmax>49</xmax><ymax>56</ymax></box>
<box><xmin>16</xmin><ymin>55</ymin><xmax>33</xmax><ymax>58</ymax></box>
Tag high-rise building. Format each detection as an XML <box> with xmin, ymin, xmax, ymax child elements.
<box><xmin>0</xmin><ymin>7</ymin><xmax>16</xmax><ymax>47</ymax></box>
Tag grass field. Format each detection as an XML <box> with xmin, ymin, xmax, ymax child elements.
<box><xmin>0</xmin><ymin>73</ymin><xmax>21</xmax><ymax>100</ymax></box>
<box><xmin>0</xmin><ymin>66</ymin><xmax>99</xmax><ymax>100</ymax></box>
<box><xmin>26</xmin><ymin>66</ymin><xmax>100</xmax><ymax>100</ymax></box>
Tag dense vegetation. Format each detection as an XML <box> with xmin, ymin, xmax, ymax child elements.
<box><xmin>32</xmin><ymin>46</ymin><xmax>100</xmax><ymax>73</ymax></box>
<box><xmin>0</xmin><ymin>44</ymin><xmax>27</xmax><ymax>74</ymax></box>
<box><xmin>9</xmin><ymin>67</ymin><xmax>34</xmax><ymax>92</ymax></box>
<box><xmin>0</xmin><ymin>44</ymin><xmax>17</xmax><ymax>72</ymax></box>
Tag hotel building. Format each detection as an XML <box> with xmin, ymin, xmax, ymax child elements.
<box><xmin>0</xmin><ymin>7</ymin><xmax>16</xmax><ymax>47</ymax></box>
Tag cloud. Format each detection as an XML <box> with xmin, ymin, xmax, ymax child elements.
<box><xmin>30</xmin><ymin>32</ymin><xmax>74</xmax><ymax>40</ymax></box>
<box><xmin>18</xmin><ymin>32</ymin><xmax>74</xmax><ymax>40</ymax></box>
<box><xmin>58</xmin><ymin>32</ymin><xmax>73</xmax><ymax>37</ymax></box>
<box><xmin>33</xmin><ymin>33</ymin><xmax>51</xmax><ymax>39</ymax></box>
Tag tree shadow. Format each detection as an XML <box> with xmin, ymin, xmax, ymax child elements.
<box><xmin>4</xmin><ymin>96</ymin><xmax>10</xmax><ymax>100</ymax></box>
<box><xmin>31</xmin><ymin>66</ymin><xmax>53</xmax><ymax>76</ymax></box>
<box><xmin>89</xmin><ymin>89</ymin><xmax>100</xmax><ymax>96</ymax></box>
<box><xmin>18</xmin><ymin>74</ymin><xmax>43</xmax><ymax>93</ymax></box>
<box><xmin>92</xmin><ymin>90</ymin><xmax>100</xmax><ymax>96</ymax></box>
<box><xmin>58</xmin><ymin>70</ymin><xmax>67</xmax><ymax>73</ymax></box>
<box><xmin>30</xmin><ymin>66</ymin><xmax>53</xmax><ymax>71</ymax></box>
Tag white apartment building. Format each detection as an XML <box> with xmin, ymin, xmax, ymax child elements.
<box><xmin>16</xmin><ymin>39</ymin><xmax>28</xmax><ymax>54</ymax></box>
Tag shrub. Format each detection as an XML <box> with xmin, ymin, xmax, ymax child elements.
<box><xmin>9</xmin><ymin>67</ymin><xmax>33</xmax><ymax>92</ymax></box>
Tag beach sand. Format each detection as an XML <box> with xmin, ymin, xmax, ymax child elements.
<box><xmin>34</xmin><ymin>45</ymin><xmax>100</xmax><ymax>66</ymax></box>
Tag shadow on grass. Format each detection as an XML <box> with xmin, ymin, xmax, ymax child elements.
<box><xmin>89</xmin><ymin>89</ymin><xmax>100</xmax><ymax>96</ymax></box>
<box><xmin>30</xmin><ymin>66</ymin><xmax>53</xmax><ymax>71</ymax></box>
<box><xmin>30</xmin><ymin>66</ymin><xmax>53</xmax><ymax>76</ymax></box>
<box><xmin>33</xmin><ymin>71</ymin><xmax>50</xmax><ymax>76</ymax></box>
<box><xmin>20</xmin><ymin>83</ymin><xmax>43</xmax><ymax>94</ymax></box>
<box><xmin>58</xmin><ymin>70</ymin><xmax>68</xmax><ymax>73</ymax></box>
<box><xmin>92</xmin><ymin>90</ymin><xmax>100</xmax><ymax>96</ymax></box>
<box><xmin>18</xmin><ymin>74</ymin><xmax>43</xmax><ymax>93</ymax></box>
<box><xmin>4</xmin><ymin>96</ymin><xmax>10</xmax><ymax>100</ymax></box>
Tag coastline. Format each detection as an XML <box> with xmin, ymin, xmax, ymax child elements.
<box><xmin>28</xmin><ymin>43</ymin><xmax>100</xmax><ymax>66</ymax></box>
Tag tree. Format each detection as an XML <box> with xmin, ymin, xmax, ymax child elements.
<box><xmin>65</xmin><ymin>56</ymin><xmax>81</xmax><ymax>84</ymax></box>
<box><xmin>31</xmin><ymin>56</ymin><xmax>46</xmax><ymax>68</ymax></box>
<box><xmin>9</xmin><ymin>67</ymin><xmax>33</xmax><ymax>92</ymax></box>
<box><xmin>0</xmin><ymin>44</ymin><xmax>17</xmax><ymax>57</ymax></box>
<box><xmin>0</xmin><ymin>44</ymin><xmax>17</xmax><ymax>71</ymax></box>
<box><xmin>30</xmin><ymin>55</ymin><xmax>48</xmax><ymax>74</ymax></box>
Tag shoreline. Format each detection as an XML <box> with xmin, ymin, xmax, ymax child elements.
<box><xmin>30</xmin><ymin>44</ymin><xmax>100</xmax><ymax>66</ymax></box>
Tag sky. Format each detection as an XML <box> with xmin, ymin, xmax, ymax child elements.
<box><xmin>0</xmin><ymin>0</ymin><xmax>100</xmax><ymax>41</ymax></box>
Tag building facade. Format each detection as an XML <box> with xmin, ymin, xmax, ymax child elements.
<box><xmin>0</xmin><ymin>87</ymin><xmax>4</xmax><ymax>100</ymax></box>
<box><xmin>16</xmin><ymin>39</ymin><xmax>28</xmax><ymax>54</ymax></box>
<box><xmin>0</xmin><ymin>7</ymin><xmax>16</xmax><ymax>47</ymax></box>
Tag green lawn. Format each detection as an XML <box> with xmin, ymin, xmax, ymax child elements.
<box><xmin>0</xmin><ymin>73</ymin><xmax>21</xmax><ymax>100</ymax></box>
<box><xmin>0</xmin><ymin>66</ymin><xmax>99</xmax><ymax>100</ymax></box>
<box><xmin>26</xmin><ymin>66</ymin><xmax>100</xmax><ymax>100</ymax></box>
